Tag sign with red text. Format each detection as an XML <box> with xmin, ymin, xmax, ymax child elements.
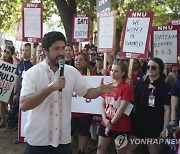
<box><xmin>120</xmin><ymin>12</ymin><xmax>154</xmax><ymax>60</ymax></box>
<box><xmin>152</xmin><ymin>25</ymin><xmax>179</xmax><ymax>64</ymax></box>
<box><xmin>72</xmin><ymin>14</ymin><xmax>90</xmax><ymax>43</ymax></box>
<box><xmin>22</xmin><ymin>3</ymin><xmax>43</xmax><ymax>43</ymax></box>
<box><xmin>97</xmin><ymin>11</ymin><xmax>116</xmax><ymax>53</ymax></box>
<box><xmin>0</xmin><ymin>60</ymin><xmax>17</xmax><ymax>103</ymax></box>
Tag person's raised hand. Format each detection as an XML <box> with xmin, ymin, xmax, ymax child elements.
<box><xmin>99</xmin><ymin>77</ymin><xmax>116</xmax><ymax>94</ymax></box>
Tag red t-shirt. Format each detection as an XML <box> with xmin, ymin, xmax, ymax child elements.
<box><xmin>131</xmin><ymin>72</ymin><xmax>138</xmax><ymax>86</ymax></box>
<box><xmin>3</xmin><ymin>58</ymin><xmax>13</xmax><ymax>64</ymax></box>
<box><xmin>101</xmin><ymin>81</ymin><xmax>134</xmax><ymax>132</ymax></box>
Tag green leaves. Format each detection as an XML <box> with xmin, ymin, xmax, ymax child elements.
<box><xmin>0</xmin><ymin>0</ymin><xmax>179</xmax><ymax>38</ymax></box>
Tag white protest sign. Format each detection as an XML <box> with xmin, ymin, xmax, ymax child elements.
<box><xmin>97</xmin><ymin>11</ymin><xmax>116</xmax><ymax>53</ymax></box>
<box><xmin>74</xmin><ymin>17</ymin><xmax>88</xmax><ymax>39</ymax></box>
<box><xmin>0</xmin><ymin>60</ymin><xmax>17</xmax><ymax>103</ymax></box>
<box><xmin>71</xmin><ymin>76</ymin><xmax>112</xmax><ymax>114</ymax></box>
<box><xmin>120</xmin><ymin>12</ymin><xmax>154</xmax><ymax>60</ymax></box>
<box><xmin>72</xmin><ymin>14</ymin><xmax>90</xmax><ymax>42</ymax></box>
<box><xmin>154</xmin><ymin>30</ymin><xmax>177</xmax><ymax>63</ymax></box>
<box><xmin>24</xmin><ymin>8</ymin><xmax>41</xmax><ymax>38</ymax></box>
<box><xmin>22</xmin><ymin>3</ymin><xmax>43</xmax><ymax>43</ymax></box>
<box><xmin>123</xmin><ymin>17</ymin><xmax>150</xmax><ymax>54</ymax></box>
<box><xmin>98</xmin><ymin>14</ymin><xmax>114</xmax><ymax>48</ymax></box>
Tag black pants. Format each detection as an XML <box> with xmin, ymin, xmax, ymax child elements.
<box><xmin>26</xmin><ymin>142</ymin><xmax>71</xmax><ymax>154</ymax></box>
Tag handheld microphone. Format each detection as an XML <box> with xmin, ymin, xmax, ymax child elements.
<box><xmin>59</xmin><ymin>58</ymin><xmax>65</xmax><ymax>92</ymax></box>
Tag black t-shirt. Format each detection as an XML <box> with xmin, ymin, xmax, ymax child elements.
<box><xmin>133</xmin><ymin>78</ymin><xmax>170</xmax><ymax>128</ymax></box>
<box><xmin>65</xmin><ymin>59</ymin><xmax>75</xmax><ymax>67</ymax></box>
<box><xmin>170</xmin><ymin>79</ymin><xmax>180</xmax><ymax>118</ymax></box>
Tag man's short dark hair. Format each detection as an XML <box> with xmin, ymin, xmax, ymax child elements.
<box><xmin>42</xmin><ymin>31</ymin><xmax>66</xmax><ymax>51</ymax></box>
<box><xmin>24</xmin><ymin>43</ymin><xmax>31</xmax><ymax>48</ymax></box>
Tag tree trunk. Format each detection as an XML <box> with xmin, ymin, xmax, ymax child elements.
<box><xmin>115</xmin><ymin>27</ymin><xmax>122</xmax><ymax>52</ymax></box>
<box><xmin>53</xmin><ymin>0</ymin><xmax>76</xmax><ymax>43</ymax></box>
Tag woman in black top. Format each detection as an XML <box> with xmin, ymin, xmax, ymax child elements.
<box><xmin>126</xmin><ymin>58</ymin><xmax>170</xmax><ymax>154</ymax></box>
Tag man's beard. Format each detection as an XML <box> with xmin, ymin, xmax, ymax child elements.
<box><xmin>46</xmin><ymin>52</ymin><xmax>59</xmax><ymax>67</ymax></box>
<box><xmin>23</xmin><ymin>54</ymin><xmax>30</xmax><ymax>60</ymax></box>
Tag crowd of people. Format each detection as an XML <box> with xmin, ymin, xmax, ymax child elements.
<box><xmin>0</xmin><ymin>31</ymin><xmax>180</xmax><ymax>154</ymax></box>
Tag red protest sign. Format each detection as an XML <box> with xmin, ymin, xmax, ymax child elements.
<box><xmin>120</xmin><ymin>11</ymin><xmax>154</xmax><ymax>60</ymax></box>
<box><xmin>97</xmin><ymin>11</ymin><xmax>116</xmax><ymax>53</ymax></box>
<box><xmin>167</xmin><ymin>20</ymin><xmax>180</xmax><ymax>26</ymax></box>
<box><xmin>72</xmin><ymin>14</ymin><xmax>90</xmax><ymax>43</ymax></box>
<box><xmin>22</xmin><ymin>3</ymin><xmax>43</xmax><ymax>43</ymax></box>
<box><xmin>152</xmin><ymin>25</ymin><xmax>180</xmax><ymax>65</ymax></box>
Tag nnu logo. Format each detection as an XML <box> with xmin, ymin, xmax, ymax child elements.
<box><xmin>115</xmin><ymin>134</ymin><xmax>128</xmax><ymax>149</ymax></box>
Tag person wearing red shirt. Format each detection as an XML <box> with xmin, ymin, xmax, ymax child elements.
<box><xmin>97</xmin><ymin>60</ymin><xmax>134</xmax><ymax>154</ymax></box>
<box><xmin>71</xmin><ymin>52</ymin><xmax>96</xmax><ymax>154</ymax></box>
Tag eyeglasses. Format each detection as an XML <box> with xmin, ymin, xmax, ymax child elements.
<box><xmin>116</xmin><ymin>58</ymin><xmax>126</xmax><ymax>63</ymax></box>
<box><xmin>147</xmin><ymin>65</ymin><xmax>157</xmax><ymax>70</ymax></box>
<box><xmin>4</xmin><ymin>50</ymin><xmax>10</xmax><ymax>54</ymax></box>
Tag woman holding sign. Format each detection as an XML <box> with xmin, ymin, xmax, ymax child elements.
<box><xmin>97</xmin><ymin>60</ymin><xmax>134</xmax><ymax>154</ymax></box>
<box><xmin>0</xmin><ymin>46</ymin><xmax>14</xmax><ymax>128</ymax></box>
<box><xmin>127</xmin><ymin>58</ymin><xmax>170</xmax><ymax>154</ymax></box>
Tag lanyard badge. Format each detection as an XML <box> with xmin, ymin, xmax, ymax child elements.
<box><xmin>148</xmin><ymin>94</ymin><xmax>155</xmax><ymax>107</ymax></box>
<box><xmin>148</xmin><ymin>84</ymin><xmax>156</xmax><ymax>107</ymax></box>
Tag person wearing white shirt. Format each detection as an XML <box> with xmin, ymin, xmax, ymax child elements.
<box><xmin>20</xmin><ymin>31</ymin><xmax>114</xmax><ymax>154</ymax></box>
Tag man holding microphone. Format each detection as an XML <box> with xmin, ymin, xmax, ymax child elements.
<box><xmin>20</xmin><ymin>31</ymin><xmax>114</xmax><ymax>154</ymax></box>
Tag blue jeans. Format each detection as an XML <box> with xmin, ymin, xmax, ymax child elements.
<box><xmin>26</xmin><ymin>142</ymin><xmax>71</xmax><ymax>154</ymax></box>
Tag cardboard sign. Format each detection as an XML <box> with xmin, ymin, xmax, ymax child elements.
<box><xmin>97</xmin><ymin>11</ymin><xmax>116</xmax><ymax>53</ymax></box>
<box><xmin>0</xmin><ymin>60</ymin><xmax>16</xmax><ymax>103</ymax></box>
<box><xmin>72</xmin><ymin>14</ymin><xmax>90</xmax><ymax>43</ymax></box>
<box><xmin>152</xmin><ymin>25</ymin><xmax>179</xmax><ymax>64</ymax></box>
<box><xmin>120</xmin><ymin>12</ymin><xmax>154</xmax><ymax>60</ymax></box>
<box><xmin>22</xmin><ymin>3</ymin><xmax>43</xmax><ymax>43</ymax></box>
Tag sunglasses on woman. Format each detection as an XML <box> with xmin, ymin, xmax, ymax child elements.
<box><xmin>147</xmin><ymin>65</ymin><xmax>157</xmax><ymax>70</ymax></box>
<box><xmin>90</xmin><ymin>53</ymin><xmax>97</xmax><ymax>56</ymax></box>
<box><xmin>4</xmin><ymin>50</ymin><xmax>11</xmax><ymax>54</ymax></box>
